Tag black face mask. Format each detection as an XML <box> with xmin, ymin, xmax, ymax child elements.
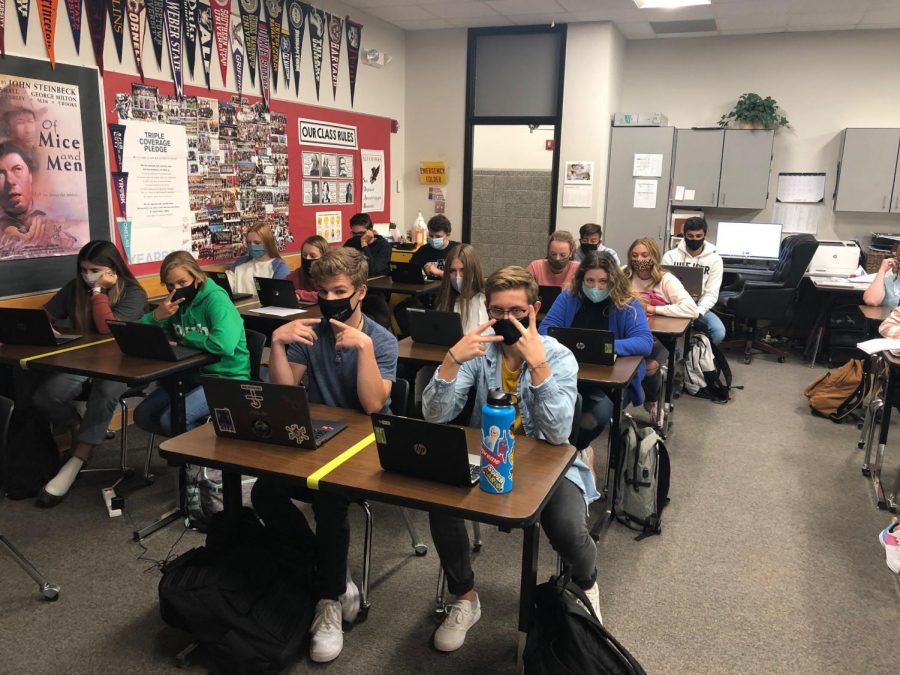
<box><xmin>319</xmin><ymin>295</ymin><xmax>358</xmax><ymax>325</ymax></box>
<box><xmin>493</xmin><ymin>316</ymin><xmax>529</xmax><ymax>345</ymax></box>
<box><xmin>580</xmin><ymin>242</ymin><xmax>599</xmax><ymax>255</ymax></box>
<box><xmin>171</xmin><ymin>283</ymin><xmax>199</xmax><ymax>305</ymax></box>
<box><xmin>685</xmin><ymin>238</ymin><xmax>705</xmax><ymax>252</ymax></box>
<box><xmin>301</xmin><ymin>258</ymin><xmax>314</xmax><ymax>277</ymax></box>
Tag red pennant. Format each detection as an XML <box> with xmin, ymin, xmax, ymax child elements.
<box><xmin>38</xmin><ymin>0</ymin><xmax>59</xmax><ymax>67</ymax></box>
<box><xmin>125</xmin><ymin>0</ymin><xmax>146</xmax><ymax>80</ymax></box>
<box><xmin>210</xmin><ymin>0</ymin><xmax>230</xmax><ymax>87</ymax></box>
<box><xmin>85</xmin><ymin>0</ymin><xmax>106</xmax><ymax>73</ymax></box>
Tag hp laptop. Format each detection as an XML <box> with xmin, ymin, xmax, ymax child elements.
<box><xmin>407</xmin><ymin>308</ymin><xmax>464</xmax><ymax>346</ymax></box>
<box><xmin>538</xmin><ymin>285</ymin><xmax>563</xmax><ymax>311</ymax></box>
<box><xmin>663</xmin><ymin>264</ymin><xmax>704</xmax><ymax>301</ymax></box>
<box><xmin>107</xmin><ymin>320</ymin><xmax>204</xmax><ymax>361</ymax></box>
<box><xmin>202</xmin><ymin>377</ymin><xmax>347</xmax><ymax>450</ymax></box>
<box><xmin>0</xmin><ymin>308</ymin><xmax>80</xmax><ymax>346</ymax></box>
<box><xmin>208</xmin><ymin>271</ymin><xmax>253</xmax><ymax>301</ymax></box>
<box><xmin>548</xmin><ymin>326</ymin><xmax>617</xmax><ymax>366</ymax></box>
<box><xmin>389</xmin><ymin>261</ymin><xmax>426</xmax><ymax>285</ymax></box>
<box><xmin>255</xmin><ymin>277</ymin><xmax>314</xmax><ymax>309</ymax></box>
<box><xmin>371</xmin><ymin>414</ymin><xmax>480</xmax><ymax>487</ymax></box>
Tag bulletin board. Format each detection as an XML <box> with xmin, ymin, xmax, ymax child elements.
<box><xmin>102</xmin><ymin>71</ymin><xmax>391</xmax><ymax>277</ymax></box>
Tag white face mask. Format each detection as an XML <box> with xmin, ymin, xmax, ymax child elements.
<box><xmin>450</xmin><ymin>275</ymin><xmax>462</xmax><ymax>293</ymax></box>
<box><xmin>82</xmin><ymin>270</ymin><xmax>104</xmax><ymax>286</ymax></box>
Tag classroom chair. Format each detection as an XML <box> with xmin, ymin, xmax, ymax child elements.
<box><xmin>0</xmin><ymin>396</ymin><xmax>61</xmax><ymax>601</ymax></box>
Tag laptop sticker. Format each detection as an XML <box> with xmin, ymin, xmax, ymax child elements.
<box><xmin>373</xmin><ymin>425</ymin><xmax>386</xmax><ymax>445</ymax></box>
<box><xmin>285</xmin><ymin>424</ymin><xmax>309</xmax><ymax>445</ymax></box>
<box><xmin>252</xmin><ymin>419</ymin><xmax>273</xmax><ymax>439</ymax></box>
<box><xmin>214</xmin><ymin>408</ymin><xmax>236</xmax><ymax>434</ymax></box>
<box><xmin>241</xmin><ymin>384</ymin><xmax>265</xmax><ymax>408</ymax></box>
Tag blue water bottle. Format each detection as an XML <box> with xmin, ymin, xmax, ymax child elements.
<box><xmin>480</xmin><ymin>389</ymin><xmax>516</xmax><ymax>494</ymax></box>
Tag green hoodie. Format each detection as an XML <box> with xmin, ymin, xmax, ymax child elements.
<box><xmin>141</xmin><ymin>280</ymin><xmax>250</xmax><ymax>382</ymax></box>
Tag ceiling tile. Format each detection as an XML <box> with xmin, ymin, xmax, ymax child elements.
<box><xmin>367</xmin><ymin>5</ymin><xmax>441</xmax><ymax>22</ymax></box>
<box><xmin>788</xmin><ymin>10</ymin><xmax>865</xmax><ymax>27</ymax></box>
<box><xmin>447</xmin><ymin>15</ymin><xmax>515</xmax><ymax>27</ymax></box>
<box><xmin>390</xmin><ymin>17</ymin><xmax>455</xmax><ymax>30</ymax></box>
<box><xmin>486</xmin><ymin>0</ymin><xmax>565</xmax><ymax>16</ymax></box>
<box><xmin>715</xmin><ymin>14</ymin><xmax>789</xmax><ymax>31</ymax></box>
<box><xmin>614</xmin><ymin>21</ymin><xmax>657</xmax><ymax>38</ymax></box>
<box><xmin>429</xmin><ymin>2</ymin><xmax>503</xmax><ymax>19</ymax></box>
<box><xmin>556</xmin><ymin>0</ymin><xmax>634</xmax><ymax>11</ymax></box>
<box><xmin>507</xmin><ymin>12</ymin><xmax>571</xmax><ymax>25</ymax></box>
<box><xmin>339</xmin><ymin>0</ymin><xmax>419</xmax><ymax>8</ymax></box>
<box><xmin>712</xmin><ymin>1</ymin><xmax>792</xmax><ymax>18</ymax></box>
<box><xmin>787</xmin><ymin>0</ymin><xmax>864</xmax><ymax>12</ymax></box>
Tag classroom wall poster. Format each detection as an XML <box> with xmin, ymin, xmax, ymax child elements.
<box><xmin>315</xmin><ymin>210</ymin><xmax>341</xmax><ymax>243</ymax></box>
<box><xmin>0</xmin><ymin>73</ymin><xmax>91</xmax><ymax>261</ymax></box>
<box><xmin>360</xmin><ymin>148</ymin><xmax>383</xmax><ymax>212</ymax></box>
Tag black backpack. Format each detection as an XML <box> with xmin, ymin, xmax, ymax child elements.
<box><xmin>523</xmin><ymin>573</ymin><xmax>646</xmax><ymax>675</ymax></box>
<box><xmin>2</xmin><ymin>406</ymin><xmax>59</xmax><ymax>500</ymax></box>
<box><xmin>684</xmin><ymin>333</ymin><xmax>737</xmax><ymax>403</ymax></box>
<box><xmin>158</xmin><ymin>508</ymin><xmax>315</xmax><ymax>674</ymax></box>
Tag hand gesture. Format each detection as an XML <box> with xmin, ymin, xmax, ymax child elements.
<box><xmin>881</xmin><ymin>257</ymin><xmax>898</xmax><ymax>274</ymax></box>
<box><xmin>361</xmin><ymin>230</ymin><xmax>375</xmax><ymax>247</ymax></box>
<box><xmin>152</xmin><ymin>289</ymin><xmax>186</xmax><ymax>321</ymax></box>
<box><xmin>508</xmin><ymin>306</ymin><xmax>547</xmax><ymax>368</ymax></box>
<box><xmin>330</xmin><ymin>318</ymin><xmax>372</xmax><ymax>352</ymax></box>
<box><xmin>272</xmin><ymin>317</ymin><xmax>320</xmax><ymax>347</ymax></box>
<box><xmin>97</xmin><ymin>270</ymin><xmax>118</xmax><ymax>289</ymax></box>
<box><xmin>449</xmin><ymin>319</ymin><xmax>503</xmax><ymax>363</ymax></box>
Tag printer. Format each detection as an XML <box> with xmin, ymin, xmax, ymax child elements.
<box><xmin>806</xmin><ymin>240</ymin><xmax>861</xmax><ymax>276</ymax></box>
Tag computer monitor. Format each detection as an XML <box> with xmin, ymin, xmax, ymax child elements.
<box><xmin>715</xmin><ymin>222</ymin><xmax>783</xmax><ymax>260</ymax></box>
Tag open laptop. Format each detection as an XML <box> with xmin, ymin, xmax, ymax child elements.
<box><xmin>538</xmin><ymin>285</ymin><xmax>563</xmax><ymax>311</ymax></box>
<box><xmin>389</xmin><ymin>261</ymin><xmax>426</xmax><ymax>285</ymax></box>
<box><xmin>371</xmin><ymin>414</ymin><xmax>480</xmax><ymax>487</ymax></box>
<box><xmin>202</xmin><ymin>376</ymin><xmax>347</xmax><ymax>450</ymax></box>
<box><xmin>208</xmin><ymin>271</ymin><xmax>253</xmax><ymax>301</ymax></box>
<box><xmin>255</xmin><ymin>277</ymin><xmax>314</xmax><ymax>309</ymax></box>
<box><xmin>107</xmin><ymin>320</ymin><xmax>204</xmax><ymax>361</ymax></box>
<box><xmin>663</xmin><ymin>264</ymin><xmax>704</xmax><ymax>301</ymax></box>
<box><xmin>407</xmin><ymin>308</ymin><xmax>464</xmax><ymax>346</ymax></box>
<box><xmin>0</xmin><ymin>307</ymin><xmax>81</xmax><ymax>346</ymax></box>
<box><xmin>547</xmin><ymin>326</ymin><xmax>617</xmax><ymax>366</ymax></box>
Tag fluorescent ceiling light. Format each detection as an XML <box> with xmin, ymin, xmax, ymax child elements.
<box><xmin>634</xmin><ymin>0</ymin><xmax>711</xmax><ymax>8</ymax></box>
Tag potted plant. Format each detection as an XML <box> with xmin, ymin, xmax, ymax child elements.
<box><xmin>718</xmin><ymin>93</ymin><xmax>789</xmax><ymax>130</ymax></box>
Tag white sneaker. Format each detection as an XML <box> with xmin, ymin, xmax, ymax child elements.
<box><xmin>879</xmin><ymin>522</ymin><xmax>900</xmax><ymax>574</ymax></box>
<box><xmin>340</xmin><ymin>578</ymin><xmax>361</xmax><ymax>623</ymax></box>
<box><xmin>309</xmin><ymin>599</ymin><xmax>343</xmax><ymax>663</ymax></box>
<box><xmin>433</xmin><ymin>595</ymin><xmax>481</xmax><ymax>652</ymax></box>
<box><xmin>581</xmin><ymin>582</ymin><xmax>603</xmax><ymax>624</ymax></box>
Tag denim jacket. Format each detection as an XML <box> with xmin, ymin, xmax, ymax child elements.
<box><xmin>422</xmin><ymin>335</ymin><xmax>599</xmax><ymax>505</ymax></box>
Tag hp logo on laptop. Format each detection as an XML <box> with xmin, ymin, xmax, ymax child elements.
<box><xmin>413</xmin><ymin>443</ymin><xmax>427</xmax><ymax>456</ymax></box>
<box><xmin>575</xmin><ymin>342</ymin><xmax>586</xmax><ymax>350</ymax></box>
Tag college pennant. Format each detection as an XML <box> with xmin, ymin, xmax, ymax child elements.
<box><xmin>112</xmin><ymin>171</ymin><xmax>128</xmax><ymax>218</ymax></box>
<box><xmin>164</xmin><ymin>0</ymin><xmax>183</xmax><ymax>98</ymax></box>
<box><xmin>197</xmin><ymin>0</ymin><xmax>213</xmax><ymax>88</ymax></box>
<box><xmin>257</xmin><ymin>18</ymin><xmax>270</xmax><ymax>110</ymax></box>
<box><xmin>237</xmin><ymin>0</ymin><xmax>259</xmax><ymax>85</ymax></box>
<box><xmin>14</xmin><ymin>0</ymin><xmax>30</xmax><ymax>43</ymax></box>
<box><xmin>109</xmin><ymin>123</ymin><xmax>126</xmax><ymax>172</ymax></box>
<box><xmin>327</xmin><ymin>12</ymin><xmax>342</xmax><ymax>100</ymax></box>
<box><xmin>0</xmin><ymin>0</ymin><xmax>6</xmax><ymax>56</ymax></box>
<box><xmin>231</xmin><ymin>15</ymin><xmax>244</xmax><ymax>96</ymax></box>
<box><xmin>345</xmin><ymin>17</ymin><xmax>362</xmax><ymax>107</ymax></box>
<box><xmin>279</xmin><ymin>29</ymin><xmax>290</xmax><ymax>88</ymax></box>
<box><xmin>182</xmin><ymin>0</ymin><xmax>198</xmax><ymax>76</ymax></box>
<box><xmin>125</xmin><ymin>0</ymin><xmax>146</xmax><ymax>81</ymax></box>
<box><xmin>263</xmin><ymin>0</ymin><xmax>282</xmax><ymax>91</ymax></box>
<box><xmin>64</xmin><ymin>0</ymin><xmax>82</xmax><ymax>53</ymax></box>
<box><xmin>287</xmin><ymin>0</ymin><xmax>303</xmax><ymax>95</ymax></box>
<box><xmin>210</xmin><ymin>0</ymin><xmax>230</xmax><ymax>88</ymax></box>
<box><xmin>85</xmin><ymin>0</ymin><xmax>106</xmax><ymax>73</ymax></box>
<box><xmin>107</xmin><ymin>0</ymin><xmax>125</xmax><ymax>62</ymax></box>
<box><xmin>305</xmin><ymin>3</ymin><xmax>324</xmax><ymax>100</ymax></box>
<box><xmin>37</xmin><ymin>0</ymin><xmax>59</xmax><ymax>67</ymax></box>
<box><xmin>146</xmin><ymin>0</ymin><xmax>164</xmax><ymax>67</ymax></box>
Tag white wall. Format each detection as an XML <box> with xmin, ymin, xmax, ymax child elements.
<box><xmin>473</xmin><ymin>125</ymin><xmax>553</xmax><ymax>170</ymax></box>
<box><xmin>620</xmin><ymin>29</ymin><xmax>900</xmax><ymax>245</ymax></box>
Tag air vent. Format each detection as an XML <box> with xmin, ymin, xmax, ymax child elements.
<box><xmin>650</xmin><ymin>19</ymin><xmax>717</xmax><ymax>34</ymax></box>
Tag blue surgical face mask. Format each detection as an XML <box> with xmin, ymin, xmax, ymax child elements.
<box><xmin>429</xmin><ymin>236</ymin><xmax>445</xmax><ymax>249</ymax></box>
<box><xmin>583</xmin><ymin>284</ymin><xmax>609</xmax><ymax>303</ymax></box>
<box><xmin>248</xmin><ymin>243</ymin><xmax>266</xmax><ymax>259</ymax></box>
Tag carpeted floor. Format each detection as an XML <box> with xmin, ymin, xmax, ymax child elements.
<box><xmin>1</xmin><ymin>355</ymin><xmax>898</xmax><ymax>674</ymax></box>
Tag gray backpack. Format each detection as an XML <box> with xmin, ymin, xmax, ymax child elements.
<box><xmin>615</xmin><ymin>415</ymin><xmax>670</xmax><ymax>540</ymax></box>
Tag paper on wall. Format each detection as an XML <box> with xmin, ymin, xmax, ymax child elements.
<box><xmin>674</xmin><ymin>185</ymin><xmax>685</xmax><ymax>200</ymax></box>
<box><xmin>773</xmin><ymin>202</ymin><xmax>820</xmax><ymax>235</ymax></box>
<box><xmin>562</xmin><ymin>185</ymin><xmax>592</xmax><ymax>208</ymax></box>
<box><xmin>316</xmin><ymin>210</ymin><xmax>343</xmax><ymax>243</ymax></box>
<box><xmin>776</xmin><ymin>173</ymin><xmax>826</xmax><ymax>203</ymax></box>
<box><xmin>633</xmin><ymin>153</ymin><xmax>663</xmax><ymax>178</ymax></box>
<box><xmin>684</xmin><ymin>188</ymin><xmax>695</xmax><ymax>201</ymax></box>
<box><xmin>633</xmin><ymin>179</ymin><xmax>658</xmax><ymax>209</ymax></box>
<box><xmin>361</xmin><ymin>148</ymin><xmax>385</xmax><ymax>212</ymax></box>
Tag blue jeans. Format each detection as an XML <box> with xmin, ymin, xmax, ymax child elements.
<box><xmin>133</xmin><ymin>384</ymin><xmax>210</xmax><ymax>437</ymax></box>
<box><xmin>695</xmin><ymin>311</ymin><xmax>726</xmax><ymax>345</ymax></box>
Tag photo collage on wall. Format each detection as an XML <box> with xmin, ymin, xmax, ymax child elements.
<box><xmin>115</xmin><ymin>84</ymin><xmax>292</xmax><ymax>261</ymax></box>
<box><xmin>301</xmin><ymin>151</ymin><xmax>354</xmax><ymax>206</ymax></box>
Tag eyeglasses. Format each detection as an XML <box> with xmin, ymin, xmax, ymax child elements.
<box><xmin>488</xmin><ymin>306</ymin><xmax>528</xmax><ymax>320</ymax></box>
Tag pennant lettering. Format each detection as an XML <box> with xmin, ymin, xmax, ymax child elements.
<box><xmin>238</xmin><ymin>0</ymin><xmax>259</xmax><ymax>85</ymax></box>
<box><xmin>107</xmin><ymin>0</ymin><xmax>124</xmax><ymax>61</ymax></box>
<box><xmin>109</xmin><ymin>123</ymin><xmax>126</xmax><ymax>172</ymax></box>
<box><xmin>287</xmin><ymin>0</ymin><xmax>303</xmax><ymax>95</ymax></box>
<box><xmin>38</xmin><ymin>0</ymin><xmax>59</xmax><ymax>67</ymax></box>
<box><xmin>264</xmin><ymin>0</ymin><xmax>282</xmax><ymax>91</ymax></box>
<box><xmin>164</xmin><ymin>0</ymin><xmax>183</xmax><ymax>98</ymax></box>
<box><xmin>197</xmin><ymin>0</ymin><xmax>213</xmax><ymax>88</ymax></box>
<box><xmin>125</xmin><ymin>0</ymin><xmax>146</xmax><ymax>80</ymax></box>
<box><xmin>112</xmin><ymin>171</ymin><xmax>128</xmax><ymax>218</ymax></box>
<box><xmin>279</xmin><ymin>30</ymin><xmax>290</xmax><ymax>88</ymax></box>
<box><xmin>257</xmin><ymin>18</ymin><xmax>270</xmax><ymax>110</ymax></box>
<box><xmin>85</xmin><ymin>0</ymin><xmax>106</xmax><ymax>73</ymax></box>
<box><xmin>305</xmin><ymin>3</ymin><xmax>324</xmax><ymax>100</ymax></box>
<box><xmin>146</xmin><ymin>0</ymin><xmax>164</xmax><ymax>68</ymax></box>
<box><xmin>116</xmin><ymin>217</ymin><xmax>132</xmax><ymax>261</ymax></box>
<box><xmin>327</xmin><ymin>12</ymin><xmax>342</xmax><ymax>100</ymax></box>
<box><xmin>231</xmin><ymin>15</ymin><xmax>244</xmax><ymax>96</ymax></box>
<box><xmin>210</xmin><ymin>0</ymin><xmax>230</xmax><ymax>88</ymax></box>
<box><xmin>0</xmin><ymin>0</ymin><xmax>6</xmax><ymax>56</ymax></box>
<box><xmin>182</xmin><ymin>0</ymin><xmax>197</xmax><ymax>76</ymax></box>
<box><xmin>14</xmin><ymin>0</ymin><xmax>29</xmax><ymax>43</ymax></box>
<box><xmin>64</xmin><ymin>0</ymin><xmax>81</xmax><ymax>53</ymax></box>
<box><xmin>345</xmin><ymin>17</ymin><xmax>362</xmax><ymax>107</ymax></box>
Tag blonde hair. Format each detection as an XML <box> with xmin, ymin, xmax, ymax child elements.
<box><xmin>311</xmin><ymin>247</ymin><xmax>368</xmax><ymax>289</ymax></box>
<box><xmin>624</xmin><ymin>237</ymin><xmax>664</xmax><ymax>288</ymax></box>
<box><xmin>485</xmin><ymin>265</ymin><xmax>538</xmax><ymax>305</ymax></box>
<box><xmin>247</xmin><ymin>223</ymin><xmax>281</xmax><ymax>259</ymax></box>
<box><xmin>160</xmin><ymin>250</ymin><xmax>207</xmax><ymax>285</ymax></box>
<box><xmin>548</xmin><ymin>230</ymin><xmax>576</xmax><ymax>257</ymax></box>
<box><xmin>570</xmin><ymin>251</ymin><xmax>636</xmax><ymax>310</ymax></box>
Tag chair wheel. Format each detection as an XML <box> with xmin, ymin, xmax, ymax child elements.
<box><xmin>857</xmin><ymin>441</ymin><xmax>865</xmax><ymax>449</ymax></box>
<box><xmin>472</xmin><ymin>543</ymin><xmax>482</xmax><ymax>552</ymax></box>
<box><xmin>356</xmin><ymin>605</ymin><xmax>369</xmax><ymax>622</ymax></box>
<box><xmin>862</xmin><ymin>468</ymin><xmax>871</xmax><ymax>477</ymax></box>
<box><xmin>41</xmin><ymin>584</ymin><xmax>60</xmax><ymax>601</ymax></box>
<box><xmin>744</xmin><ymin>357</ymin><xmax>751</xmax><ymax>365</ymax></box>
<box><xmin>414</xmin><ymin>544</ymin><xmax>428</xmax><ymax>556</ymax></box>
<box><xmin>778</xmin><ymin>356</ymin><xmax>786</xmax><ymax>363</ymax></box>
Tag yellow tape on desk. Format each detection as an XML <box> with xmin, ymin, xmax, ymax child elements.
<box><xmin>234</xmin><ymin>299</ymin><xmax>260</xmax><ymax>309</ymax></box>
<box><xmin>19</xmin><ymin>337</ymin><xmax>116</xmax><ymax>369</ymax></box>
<box><xmin>307</xmin><ymin>433</ymin><xmax>375</xmax><ymax>490</ymax></box>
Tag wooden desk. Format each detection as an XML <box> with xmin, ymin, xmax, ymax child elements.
<box><xmin>160</xmin><ymin>405</ymin><xmax>576</xmax><ymax>668</ymax></box>
<box><xmin>366</xmin><ymin>276</ymin><xmax>441</xmax><ymax>297</ymax></box>
<box><xmin>237</xmin><ymin>301</ymin><xmax>322</xmax><ymax>341</ymax></box>
<box><xmin>0</xmin><ymin>333</ymin><xmax>113</xmax><ymax>368</ymax></box>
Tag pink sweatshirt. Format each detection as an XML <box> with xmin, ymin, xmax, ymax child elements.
<box><xmin>527</xmin><ymin>259</ymin><xmax>579</xmax><ymax>289</ymax></box>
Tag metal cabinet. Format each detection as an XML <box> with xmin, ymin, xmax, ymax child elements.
<box><xmin>719</xmin><ymin>130</ymin><xmax>774</xmax><ymax>209</ymax></box>
<box><xmin>671</xmin><ymin>129</ymin><xmax>723</xmax><ymax>207</ymax></box>
<box><xmin>834</xmin><ymin>128</ymin><xmax>900</xmax><ymax>213</ymax></box>
<box><xmin>603</xmin><ymin>126</ymin><xmax>675</xmax><ymax>257</ymax></box>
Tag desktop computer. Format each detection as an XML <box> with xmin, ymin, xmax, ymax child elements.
<box><xmin>716</xmin><ymin>222</ymin><xmax>783</xmax><ymax>261</ymax></box>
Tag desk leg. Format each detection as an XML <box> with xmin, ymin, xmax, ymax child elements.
<box><xmin>516</xmin><ymin>523</ymin><xmax>540</xmax><ymax>674</ymax></box>
<box><xmin>873</xmin><ymin>366</ymin><xmax>894</xmax><ymax>510</ymax></box>
<box><xmin>592</xmin><ymin>390</ymin><xmax>623</xmax><ymax>538</ymax></box>
<box><xmin>662</xmin><ymin>335</ymin><xmax>677</xmax><ymax>437</ymax></box>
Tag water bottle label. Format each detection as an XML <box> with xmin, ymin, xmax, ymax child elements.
<box><xmin>481</xmin><ymin>424</ymin><xmax>514</xmax><ymax>493</ymax></box>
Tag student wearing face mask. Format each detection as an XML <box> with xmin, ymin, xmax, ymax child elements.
<box><xmin>410</xmin><ymin>214</ymin><xmax>458</xmax><ymax>280</ymax></box>
<box><xmin>226</xmin><ymin>223</ymin><xmax>290</xmax><ymax>297</ymax></box>
<box><xmin>290</xmin><ymin>234</ymin><xmax>328</xmax><ymax>303</ymax></box>
<box><xmin>133</xmin><ymin>251</ymin><xmax>250</xmax><ymax>437</ymax></box>
<box><xmin>539</xmin><ymin>251</ymin><xmax>652</xmax><ymax>454</ymax></box>
<box><xmin>32</xmin><ymin>240</ymin><xmax>148</xmax><ymax>507</ymax></box>
<box><xmin>252</xmin><ymin>247</ymin><xmax>397</xmax><ymax>663</ymax></box>
<box><xmin>527</xmin><ymin>231</ymin><xmax>579</xmax><ymax>289</ymax></box>
<box><xmin>574</xmin><ymin>222</ymin><xmax>620</xmax><ymax>264</ymax></box>
<box><xmin>662</xmin><ymin>217</ymin><xmax>725</xmax><ymax>344</ymax></box>
<box><xmin>343</xmin><ymin>212</ymin><xmax>391</xmax><ymax>277</ymax></box>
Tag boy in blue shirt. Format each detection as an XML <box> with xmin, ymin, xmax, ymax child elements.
<box><xmin>251</xmin><ymin>247</ymin><xmax>397</xmax><ymax>663</ymax></box>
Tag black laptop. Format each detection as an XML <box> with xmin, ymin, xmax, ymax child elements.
<box><xmin>371</xmin><ymin>414</ymin><xmax>480</xmax><ymax>487</ymax></box>
<box><xmin>0</xmin><ymin>307</ymin><xmax>81</xmax><ymax>346</ymax></box>
<box><xmin>208</xmin><ymin>271</ymin><xmax>253</xmax><ymax>301</ymax></box>
<box><xmin>202</xmin><ymin>377</ymin><xmax>347</xmax><ymax>450</ymax></box>
<box><xmin>407</xmin><ymin>308</ymin><xmax>464</xmax><ymax>346</ymax></box>
<box><xmin>547</xmin><ymin>326</ymin><xmax>617</xmax><ymax>366</ymax></box>
<box><xmin>663</xmin><ymin>264</ymin><xmax>704</xmax><ymax>301</ymax></box>
<box><xmin>389</xmin><ymin>261</ymin><xmax>426</xmax><ymax>285</ymax></box>
<box><xmin>538</xmin><ymin>285</ymin><xmax>563</xmax><ymax>311</ymax></box>
<box><xmin>107</xmin><ymin>320</ymin><xmax>204</xmax><ymax>361</ymax></box>
<box><xmin>254</xmin><ymin>277</ymin><xmax>314</xmax><ymax>309</ymax></box>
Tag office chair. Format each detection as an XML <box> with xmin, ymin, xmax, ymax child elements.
<box><xmin>717</xmin><ymin>234</ymin><xmax>819</xmax><ymax>364</ymax></box>
<box><xmin>0</xmin><ymin>396</ymin><xmax>61</xmax><ymax>601</ymax></box>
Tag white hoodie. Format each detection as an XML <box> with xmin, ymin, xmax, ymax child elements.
<box><xmin>662</xmin><ymin>240</ymin><xmax>724</xmax><ymax>315</ymax></box>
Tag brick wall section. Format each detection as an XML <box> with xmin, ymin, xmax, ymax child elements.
<box><xmin>470</xmin><ymin>169</ymin><xmax>552</xmax><ymax>275</ymax></box>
